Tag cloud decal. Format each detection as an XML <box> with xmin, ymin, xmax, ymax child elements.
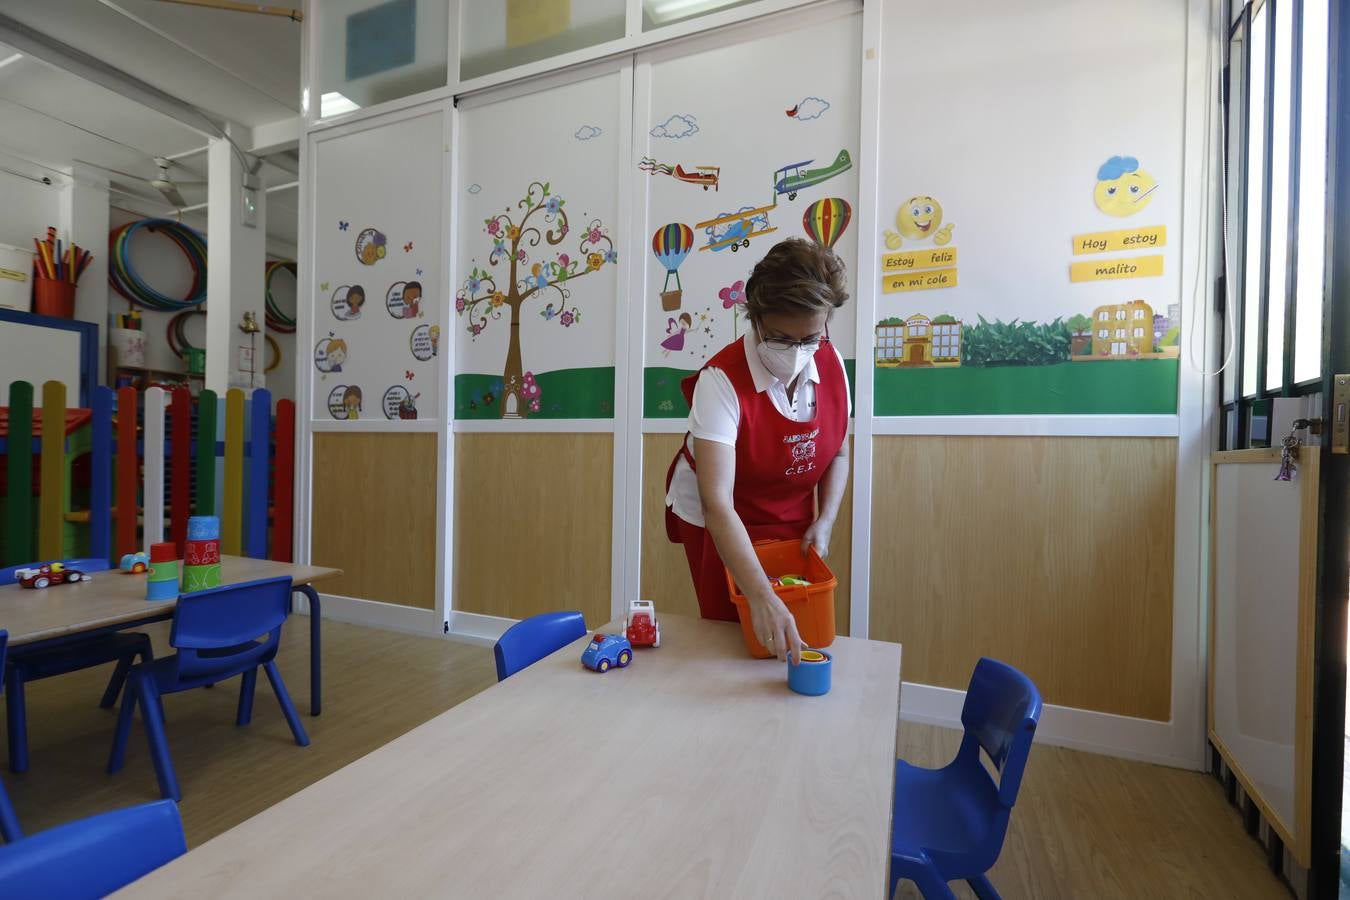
<box><xmin>650</xmin><ymin>114</ymin><xmax>699</xmax><ymax>139</ymax></box>
<box><xmin>792</xmin><ymin>97</ymin><xmax>831</xmax><ymax>121</ymax></box>
<box><xmin>467</xmin><ymin>183</ymin><xmax>482</xmax><ymax>194</ymax></box>
<box><xmin>574</xmin><ymin>124</ymin><xmax>602</xmax><ymax>141</ymax></box>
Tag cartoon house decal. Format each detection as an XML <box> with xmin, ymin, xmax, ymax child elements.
<box><xmin>875</xmin><ymin>314</ymin><xmax>963</xmax><ymax>367</ymax></box>
<box><xmin>1090</xmin><ymin>299</ymin><xmax>1154</xmax><ymax>357</ymax></box>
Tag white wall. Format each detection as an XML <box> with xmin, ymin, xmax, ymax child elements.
<box><xmin>0</xmin><ymin>170</ymin><xmax>59</xmax><ymax>252</ymax></box>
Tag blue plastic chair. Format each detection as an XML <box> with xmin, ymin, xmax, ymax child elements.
<box><xmin>0</xmin><ymin>558</ymin><xmax>153</xmax><ymax>773</ymax></box>
<box><xmin>494</xmin><ymin>611</ymin><xmax>587</xmax><ymax>681</ymax></box>
<box><xmin>0</xmin><ymin>799</ymin><xmax>185</xmax><ymax>897</ymax></box>
<box><xmin>0</xmin><ymin>632</ymin><xmax>21</xmax><ymax>843</ymax></box>
<box><xmin>107</xmin><ymin>576</ymin><xmax>309</xmax><ymax>801</ymax></box>
<box><xmin>890</xmin><ymin>658</ymin><xmax>1043</xmax><ymax>900</ymax></box>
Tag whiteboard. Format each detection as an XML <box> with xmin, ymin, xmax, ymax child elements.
<box><xmin>1210</xmin><ymin>450</ymin><xmax>1316</xmax><ymax>865</ymax></box>
<box><xmin>0</xmin><ymin>320</ymin><xmax>81</xmax><ymax>403</ymax></box>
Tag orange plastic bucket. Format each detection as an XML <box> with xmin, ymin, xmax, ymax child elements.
<box><xmin>726</xmin><ymin>539</ymin><xmax>837</xmax><ymax>658</ymax></box>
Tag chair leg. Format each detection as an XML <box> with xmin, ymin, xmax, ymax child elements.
<box><xmin>263</xmin><ymin>661</ymin><xmax>309</xmax><ymax>747</ymax></box>
<box><xmin>906</xmin><ymin>862</ymin><xmax>957</xmax><ymax>900</ymax></box>
<box><xmin>236</xmin><ymin>668</ymin><xmax>258</xmax><ymax>726</ymax></box>
<box><xmin>108</xmin><ymin>671</ymin><xmax>140</xmax><ymax>774</ymax></box>
<box><xmin>100</xmin><ymin>656</ymin><xmax>134</xmax><ymax>709</ymax></box>
<box><xmin>137</xmin><ymin>677</ymin><xmax>180</xmax><ymax>802</ymax></box>
<box><xmin>5</xmin><ymin>667</ymin><xmax>28</xmax><ymax>774</ymax></box>
<box><xmin>967</xmin><ymin>874</ymin><xmax>1001</xmax><ymax>900</ymax></box>
<box><xmin>0</xmin><ymin>778</ymin><xmax>20</xmax><ymax>843</ymax></box>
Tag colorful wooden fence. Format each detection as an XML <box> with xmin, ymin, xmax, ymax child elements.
<box><xmin>0</xmin><ymin>380</ymin><xmax>295</xmax><ymax>567</ymax></box>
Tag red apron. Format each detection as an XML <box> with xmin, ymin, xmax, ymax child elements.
<box><xmin>664</xmin><ymin>338</ymin><xmax>847</xmax><ymax>620</ymax></box>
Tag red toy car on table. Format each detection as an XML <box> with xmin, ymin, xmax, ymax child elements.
<box><xmin>14</xmin><ymin>563</ymin><xmax>92</xmax><ymax>590</ymax></box>
<box><xmin>625</xmin><ymin>599</ymin><xmax>661</xmax><ymax>648</ymax></box>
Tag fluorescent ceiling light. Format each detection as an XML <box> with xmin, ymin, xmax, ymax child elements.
<box><xmin>646</xmin><ymin>0</ymin><xmax>742</xmax><ymax>24</ymax></box>
<box><xmin>320</xmin><ymin>91</ymin><xmax>360</xmax><ymax>117</ymax></box>
<box><xmin>0</xmin><ymin>53</ymin><xmax>23</xmax><ymax>71</ymax></box>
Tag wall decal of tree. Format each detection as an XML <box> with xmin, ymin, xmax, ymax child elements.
<box><xmin>456</xmin><ymin>181</ymin><xmax>617</xmax><ymax>418</ymax></box>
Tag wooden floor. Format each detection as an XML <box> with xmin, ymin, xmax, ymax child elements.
<box><xmin>2</xmin><ymin>621</ymin><xmax>1288</xmax><ymax>898</ymax></box>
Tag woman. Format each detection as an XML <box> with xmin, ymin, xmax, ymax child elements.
<box><xmin>665</xmin><ymin>238</ymin><xmax>850</xmax><ymax>663</ymax></box>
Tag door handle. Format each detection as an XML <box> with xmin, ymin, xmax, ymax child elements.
<box><xmin>1333</xmin><ymin>375</ymin><xmax>1350</xmax><ymax>454</ymax></box>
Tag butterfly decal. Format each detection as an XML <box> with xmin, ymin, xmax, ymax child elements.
<box><xmin>416</xmin><ymin>267</ymin><xmax>423</xmax><ymax>276</ymax></box>
<box><xmin>405</xmin><ymin>370</ymin><xmax>415</xmax><ymax>381</ymax></box>
<box><xmin>338</xmin><ymin>221</ymin><xmax>349</xmax><ymax>231</ymax></box>
<box><xmin>320</xmin><ymin>281</ymin><xmax>330</xmax><ymax>292</ymax></box>
<box><xmin>404</xmin><ymin>242</ymin><xmax>414</xmax><ymax>252</ymax></box>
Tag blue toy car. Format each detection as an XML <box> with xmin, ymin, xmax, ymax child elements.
<box><xmin>581</xmin><ymin>633</ymin><xmax>633</xmax><ymax>672</ymax></box>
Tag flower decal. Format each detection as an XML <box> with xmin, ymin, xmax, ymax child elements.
<box><xmin>720</xmin><ymin>279</ymin><xmax>746</xmax><ymax>309</ymax></box>
<box><xmin>587</xmin><ymin>252</ymin><xmax>604</xmax><ymax>271</ymax></box>
<box><xmin>490</xmin><ymin>291</ymin><xmax>505</xmax><ymax>308</ymax></box>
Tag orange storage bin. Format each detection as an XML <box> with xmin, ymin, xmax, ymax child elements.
<box><xmin>726</xmin><ymin>539</ymin><xmax>837</xmax><ymax>658</ymax></box>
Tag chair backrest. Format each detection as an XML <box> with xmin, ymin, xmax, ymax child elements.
<box><xmin>0</xmin><ymin>799</ymin><xmax>185</xmax><ymax>896</ymax></box>
<box><xmin>494</xmin><ymin>611</ymin><xmax>587</xmax><ymax>681</ymax></box>
<box><xmin>0</xmin><ymin>558</ymin><xmax>112</xmax><ymax>585</ymax></box>
<box><xmin>959</xmin><ymin>657</ymin><xmax>1043</xmax><ymax>808</ymax></box>
<box><xmin>170</xmin><ymin>576</ymin><xmax>293</xmax><ymax>680</ymax></box>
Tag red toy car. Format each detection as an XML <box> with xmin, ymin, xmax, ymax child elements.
<box><xmin>625</xmin><ymin>600</ymin><xmax>661</xmax><ymax>648</ymax></box>
<box><xmin>14</xmin><ymin>563</ymin><xmax>92</xmax><ymax>590</ymax></box>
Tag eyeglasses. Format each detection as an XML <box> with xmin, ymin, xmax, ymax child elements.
<box><xmin>761</xmin><ymin>336</ymin><xmax>823</xmax><ymax>352</ymax></box>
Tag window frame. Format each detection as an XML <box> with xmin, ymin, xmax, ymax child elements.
<box><xmin>1221</xmin><ymin>0</ymin><xmax>1331</xmax><ymax>448</ymax></box>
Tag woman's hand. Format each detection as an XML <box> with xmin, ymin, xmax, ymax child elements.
<box><xmin>749</xmin><ymin>590</ymin><xmax>806</xmax><ymax>664</ymax></box>
<box><xmin>801</xmin><ymin>515</ymin><xmax>834</xmax><ymax>558</ymax></box>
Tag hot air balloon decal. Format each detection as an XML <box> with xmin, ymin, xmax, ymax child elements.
<box><xmin>652</xmin><ymin>223</ymin><xmax>694</xmax><ymax>311</ymax></box>
<box><xmin>802</xmin><ymin>197</ymin><xmax>852</xmax><ymax>250</ymax></box>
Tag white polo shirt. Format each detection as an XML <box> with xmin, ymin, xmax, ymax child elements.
<box><xmin>665</xmin><ymin>329</ymin><xmax>851</xmax><ymax>528</ymax></box>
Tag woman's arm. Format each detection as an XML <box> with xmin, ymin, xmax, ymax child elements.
<box><xmin>802</xmin><ymin>445</ymin><xmax>849</xmax><ymax>557</ymax></box>
<box><xmin>693</xmin><ymin>437</ymin><xmax>805</xmax><ymax>663</ymax></box>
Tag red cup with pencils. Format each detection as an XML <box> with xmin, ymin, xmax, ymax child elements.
<box><xmin>32</xmin><ymin>227</ymin><xmax>93</xmax><ymax>319</ymax></box>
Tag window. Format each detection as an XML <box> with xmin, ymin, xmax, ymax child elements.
<box><xmin>1116</xmin><ymin>310</ymin><xmax>1126</xmax><ymax>320</ymax></box>
<box><xmin>1134</xmin><ymin>309</ymin><xmax>1146</xmax><ymax>319</ymax></box>
<box><xmin>1099</xmin><ymin>311</ymin><xmax>1109</xmax><ymax>321</ymax></box>
<box><xmin>1116</xmin><ymin>329</ymin><xmax>1126</xmax><ymax>339</ymax></box>
<box><xmin>1219</xmin><ymin>0</ymin><xmax>1334</xmax><ymax>449</ymax></box>
<box><xmin>1099</xmin><ymin>329</ymin><xmax>1109</xmax><ymax>339</ymax></box>
<box><xmin>1134</xmin><ymin>327</ymin><xmax>1145</xmax><ymax>338</ymax></box>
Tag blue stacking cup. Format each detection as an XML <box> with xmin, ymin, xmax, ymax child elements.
<box><xmin>788</xmin><ymin>649</ymin><xmax>832</xmax><ymax>696</ymax></box>
<box><xmin>187</xmin><ymin>515</ymin><xmax>220</xmax><ymax>541</ymax></box>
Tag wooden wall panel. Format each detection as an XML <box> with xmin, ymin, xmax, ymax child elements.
<box><xmin>312</xmin><ymin>433</ymin><xmax>438</xmax><ymax>608</ymax></box>
<box><xmin>870</xmin><ymin>436</ymin><xmax>1175</xmax><ymax>721</ymax></box>
<box><xmin>454</xmin><ymin>434</ymin><xmax>612</xmax><ymax>626</ymax></box>
<box><xmin>641</xmin><ymin>434</ymin><xmax>852</xmax><ymax>635</ymax></box>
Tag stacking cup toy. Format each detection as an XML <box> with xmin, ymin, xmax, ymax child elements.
<box><xmin>787</xmin><ymin>649</ymin><xmax>832</xmax><ymax>696</ymax></box>
<box><xmin>146</xmin><ymin>542</ymin><xmax>180</xmax><ymax>602</ymax></box>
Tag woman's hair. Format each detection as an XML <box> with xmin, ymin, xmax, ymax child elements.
<box><xmin>744</xmin><ymin>238</ymin><xmax>849</xmax><ymax>322</ymax></box>
<box><xmin>347</xmin><ymin>286</ymin><xmax>365</xmax><ymax>309</ymax></box>
<box><xmin>343</xmin><ymin>385</ymin><xmax>362</xmax><ymax>409</ymax></box>
<box><xmin>679</xmin><ymin>313</ymin><xmax>692</xmax><ymax>328</ymax></box>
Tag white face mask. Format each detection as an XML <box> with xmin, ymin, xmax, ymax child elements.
<box><xmin>756</xmin><ymin>339</ymin><xmax>813</xmax><ymax>385</ymax></box>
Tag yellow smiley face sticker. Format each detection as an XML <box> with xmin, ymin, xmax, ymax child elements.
<box><xmin>1094</xmin><ymin>156</ymin><xmax>1158</xmax><ymax>217</ymax></box>
<box><xmin>899</xmin><ymin>195</ymin><xmax>942</xmax><ymax>240</ymax></box>
<box><xmin>884</xmin><ymin>196</ymin><xmax>955</xmax><ymax>249</ymax></box>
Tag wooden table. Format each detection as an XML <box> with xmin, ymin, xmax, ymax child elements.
<box><xmin>119</xmin><ymin>615</ymin><xmax>902</xmax><ymax>899</ymax></box>
<box><xmin>1</xmin><ymin>556</ymin><xmax>341</xmax><ymax>715</ymax></box>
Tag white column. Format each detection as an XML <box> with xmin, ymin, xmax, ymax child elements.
<box><xmin>58</xmin><ymin>163</ymin><xmax>110</xmax><ymax>382</ymax></box>
<box><xmin>206</xmin><ymin>134</ymin><xmax>267</xmax><ymax>393</ymax></box>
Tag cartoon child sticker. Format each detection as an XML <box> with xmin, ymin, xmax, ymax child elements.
<box><xmin>401</xmin><ymin>281</ymin><xmax>423</xmax><ymax>318</ymax></box>
<box><xmin>410</xmin><ymin>324</ymin><xmax>435</xmax><ymax>361</ymax></box>
<box><xmin>386</xmin><ymin>281</ymin><xmax>425</xmax><ymax>319</ymax></box>
<box><xmin>354</xmin><ymin>228</ymin><xmax>388</xmax><ymax>265</ymax></box>
<box><xmin>661</xmin><ymin>313</ymin><xmax>693</xmax><ymax>354</ymax></box>
<box><xmin>884</xmin><ymin>196</ymin><xmax>955</xmax><ymax>249</ymax></box>
<box><xmin>382</xmin><ymin>385</ymin><xmax>417</xmax><ymax>420</ymax></box>
<box><xmin>331</xmin><ymin>284</ymin><xmax>366</xmax><ymax>320</ymax></box>
<box><xmin>429</xmin><ymin>324</ymin><xmax>440</xmax><ymax>357</ymax></box>
<box><xmin>326</xmin><ymin>384</ymin><xmax>363</xmax><ymax>419</ymax></box>
<box><xmin>314</xmin><ymin>336</ymin><xmax>348</xmax><ymax>374</ymax></box>
<box><xmin>1094</xmin><ymin>156</ymin><xmax>1158</xmax><ymax>216</ymax></box>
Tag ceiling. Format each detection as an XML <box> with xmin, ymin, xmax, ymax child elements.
<box><xmin>0</xmin><ymin>0</ymin><xmax>300</xmax><ymax>127</ymax></box>
<box><xmin>0</xmin><ymin>1</ymin><xmax>301</xmax><ymax>249</ymax></box>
